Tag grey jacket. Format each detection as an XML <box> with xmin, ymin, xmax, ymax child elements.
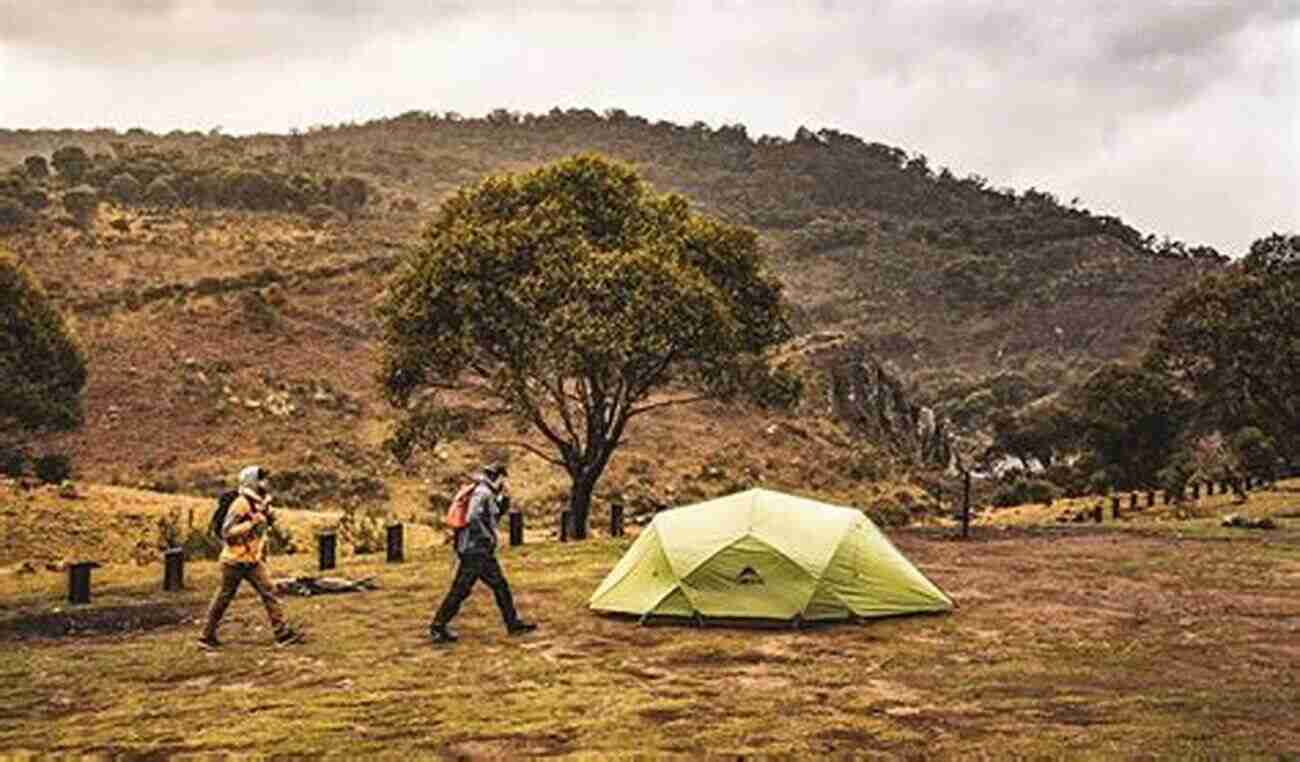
<box><xmin>455</xmin><ymin>480</ymin><xmax>504</xmax><ymax>555</ymax></box>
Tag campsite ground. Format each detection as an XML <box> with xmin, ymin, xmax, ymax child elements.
<box><xmin>2</xmin><ymin>483</ymin><xmax>1299</xmax><ymax>759</ymax></box>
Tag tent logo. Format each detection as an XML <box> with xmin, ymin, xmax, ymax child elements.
<box><xmin>735</xmin><ymin>566</ymin><xmax>764</xmax><ymax>586</ymax></box>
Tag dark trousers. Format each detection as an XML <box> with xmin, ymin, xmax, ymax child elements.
<box><xmin>432</xmin><ymin>552</ymin><xmax>519</xmax><ymax>629</ymax></box>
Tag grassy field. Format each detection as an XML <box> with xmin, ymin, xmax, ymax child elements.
<box><xmin>2</xmin><ymin>484</ymin><xmax>1299</xmax><ymax>760</ymax></box>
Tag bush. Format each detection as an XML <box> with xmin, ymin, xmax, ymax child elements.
<box><xmin>51</xmin><ymin>146</ymin><xmax>90</xmax><ymax>182</ymax></box>
<box><xmin>33</xmin><ymin>453</ymin><xmax>73</xmax><ymax>484</ymax></box>
<box><xmin>0</xmin><ymin>447</ymin><xmax>25</xmax><ymax>477</ymax></box>
<box><xmin>991</xmin><ymin>477</ymin><xmax>1061</xmax><ymax>507</ymax></box>
<box><xmin>143</xmin><ymin>176</ymin><xmax>179</xmax><ymax>208</ymax></box>
<box><xmin>106</xmin><ymin>172</ymin><xmax>142</xmax><ymax>205</ymax></box>
<box><xmin>23</xmin><ymin>156</ymin><xmax>49</xmax><ymax>179</ymax></box>
<box><xmin>337</xmin><ymin>505</ymin><xmax>386</xmax><ymax>554</ymax></box>
<box><xmin>329</xmin><ymin>175</ymin><xmax>368</xmax><ymax>218</ymax></box>
<box><xmin>0</xmin><ymin>197</ymin><xmax>31</xmax><ymax>230</ymax></box>
<box><xmin>62</xmin><ymin>185</ymin><xmax>99</xmax><ymax>228</ymax></box>
<box><xmin>305</xmin><ymin>203</ymin><xmax>337</xmax><ymax>225</ymax></box>
<box><xmin>20</xmin><ymin>188</ymin><xmax>50</xmax><ymax>211</ymax></box>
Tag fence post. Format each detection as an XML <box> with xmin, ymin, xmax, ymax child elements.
<box><xmin>509</xmin><ymin>511</ymin><xmax>524</xmax><ymax>547</ymax></box>
<box><xmin>67</xmin><ymin>561</ymin><xmax>99</xmax><ymax>605</ymax></box>
<box><xmin>1146</xmin><ymin>491</ymin><xmax>1155</xmax><ymax>508</ymax></box>
<box><xmin>1093</xmin><ymin>503</ymin><xmax>1103</xmax><ymax>523</ymax></box>
<box><xmin>961</xmin><ymin>471</ymin><xmax>971</xmax><ymax>539</ymax></box>
<box><xmin>611</xmin><ymin>503</ymin><xmax>624</xmax><ymax>538</ymax></box>
<box><xmin>1192</xmin><ymin>483</ymin><xmax>1200</xmax><ymax>500</ymax></box>
<box><xmin>386</xmin><ymin>523</ymin><xmax>404</xmax><ymax>563</ymax></box>
<box><xmin>1129</xmin><ymin>493</ymin><xmax>1138</xmax><ymax>510</ymax></box>
<box><xmin>162</xmin><ymin>548</ymin><xmax>184</xmax><ymax>591</ymax></box>
<box><xmin>560</xmin><ymin>511</ymin><xmax>571</xmax><ymax>542</ymax></box>
<box><xmin>318</xmin><ymin>531</ymin><xmax>337</xmax><ymax>571</ymax></box>
<box><xmin>1162</xmin><ymin>490</ymin><xmax>1170</xmax><ymax>505</ymax></box>
<box><xmin>1111</xmin><ymin>495</ymin><xmax>1121</xmax><ymax>520</ymax></box>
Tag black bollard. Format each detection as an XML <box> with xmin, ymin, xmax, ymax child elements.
<box><xmin>509</xmin><ymin>511</ymin><xmax>524</xmax><ymax>547</ymax></box>
<box><xmin>386</xmin><ymin>523</ymin><xmax>404</xmax><ymax>563</ymax></box>
<box><xmin>560</xmin><ymin>511</ymin><xmax>571</xmax><ymax>542</ymax></box>
<box><xmin>318</xmin><ymin>531</ymin><xmax>337</xmax><ymax>571</ymax></box>
<box><xmin>611</xmin><ymin>503</ymin><xmax>625</xmax><ymax>538</ymax></box>
<box><xmin>67</xmin><ymin>561</ymin><xmax>99</xmax><ymax>605</ymax></box>
<box><xmin>1111</xmin><ymin>495</ymin><xmax>1121</xmax><ymax>520</ymax></box>
<box><xmin>163</xmin><ymin>548</ymin><xmax>184</xmax><ymax>591</ymax></box>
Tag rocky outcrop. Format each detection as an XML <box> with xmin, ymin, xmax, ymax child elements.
<box><xmin>796</xmin><ymin>333</ymin><xmax>952</xmax><ymax>467</ymax></box>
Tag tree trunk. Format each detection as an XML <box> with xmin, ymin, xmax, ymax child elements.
<box><xmin>568</xmin><ymin>472</ymin><xmax>598</xmax><ymax>540</ymax></box>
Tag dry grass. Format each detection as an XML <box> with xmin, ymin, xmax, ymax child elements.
<box><xmin>2</xmin><ymin>483</ymin><xmax>1298</xmax><ymax>759</ymax></box>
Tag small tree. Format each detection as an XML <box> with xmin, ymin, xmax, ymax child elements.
<box><xmin>0</xmin><ymin>250</ymin><xmax>88</xmax><ymax>441</ymax></box>
<box><xmin>62</xmin><ymin>186</ymin><xmax>99</xmax><ymax>229</ymax></box>
<box><xmin>51</xmin><ymin>146</ymin><xmax>90</xmax><ymax>183</ymax></box>
<box><xmin>23</xmin><ymin>156</ymin><xmax>48</xmax><ymax>180</ymax></box>
<box><xmin>1072</xmin><ymin>363</ymin><xmax>1188</xmax><ymax>489</ymax></box>
<box><xmin>379</xmin><ymin>154</ymin><xmax>791</xmax><ymax>537</ymax></box>
<box><xmin>330</xmin><ymin>176</ymin><xmax>368</xmax><ymax>219</ymax></box>
<box><xmin>106</xmin><ymin>172</ymin><xmax>142</xmax><ymax>206</ymax></box>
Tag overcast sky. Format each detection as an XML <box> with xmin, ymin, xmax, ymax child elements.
<box><xmin>1</xmin><ymin>1</ymin><xmax>1295</xmax><ymax>254</ymax></box>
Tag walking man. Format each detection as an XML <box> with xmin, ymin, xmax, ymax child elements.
<box><xmin>429</xmin><ymin>463</ymin><xmax>537</xmax><ymax>643</ymax></box>
<box><xmin>198</xmin><ymin>465</ymin><xmax>302</xmax><ymax>649</ymax></box>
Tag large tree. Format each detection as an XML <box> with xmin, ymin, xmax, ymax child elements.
<box><xmin>379</xmin><ymin>154</ymin><xmax>791</xmax><ymax>536</ymax></box>
<box><xmin>1146</xmin><ymin>232</ymin><xmax>1300</xmax><ymax>458</ymax></box>
<box><xmin>1</xmin><ymin>249</ymin><xmax>88</xmax><ymax>440</ymax></box>
<box><xmin>1072</xmin><ymin>363</ymin><xmax>1188</xmax><ymax>489</ymax></box>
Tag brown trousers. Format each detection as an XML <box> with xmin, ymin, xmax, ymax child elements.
<box><xmin>203</xmin><ymin>561</ymin><xmax>287</xmax><ymax>639</ymax></box>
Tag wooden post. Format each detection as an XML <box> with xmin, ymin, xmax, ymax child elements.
<box><xmin>1111</xmin><ymin>495</ymin><xmax>1121</xmax><ymax>520</ymax></box>
<box><xmin>318</xmin><ymin>531</ymin><xmax>336</xmax><ymax>571</ymax></box>
<box><xmin>1162</xmin><ymin>490</ymin><xmax>1170</xmax><ymax>505</ymax></box>
<box><xmin>1205</xmin><ymin>480</ymin><xmax>1214</xmax><ymax>496</ymax></box>
<box><xmin>560</xmin><ymin>511</ymin><xmax>571</xmax><ymax>542</ymax></box>
<box><xmin>386</xmin><ymin>523</ymin><xmax>404</xmax><ymax>563</ymax></box>
<box><xmin>1192</xmin><ymin>483</ymin><xmax>1200</xmax><ymax>500</ymax></box>
<box><xmin>611</xmin><ymin>503</ymin><xmax>625</xmax><ymax>538</ymax></box>
<box><xmin>67</xmin><ymin>562</ymin><xmax>98</xmax><ymax>605</ymax></box>
<box><xmin>961</xmin><ymin>471</ymin><xmax>971</xmax><ymax>539</ymax></box>
<box><xmin>1129</xmin><ymin>492</ymin><xmax>1138</xmax><ymax>510</ymax></box>
<box><xmin>162</xmin><ymin>548</ymin><xmax>184</xmax><ymax>591</ymax></box>
<box><xmin>509</xmin><ymin>511</ymin><xmax>524</xmax><ymax>547</ymax></box>
<box><xmin>1146</xmin><ymin>491</ymin><xmax>1155</xmax><ymax>508</ymax></box>
<box><xmin>1093</xmin><ymin>503</ymin><xmax>1103</xmax><ymax>523</ymax></box>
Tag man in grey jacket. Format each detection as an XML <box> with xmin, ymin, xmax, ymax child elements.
<box><xmin>429</xmin><ymin>463</ymin><xmax>537</xmax><ymax>644</ymax></box>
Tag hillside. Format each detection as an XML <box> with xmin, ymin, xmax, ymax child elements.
<box><xmin>0</xmin><ymin>110</ymin><xmax>1227</xmax><ymax>513</ymax></box>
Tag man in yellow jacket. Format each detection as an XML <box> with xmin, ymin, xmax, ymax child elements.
<box><xmin>198</xmin><ymin>465</ymin><xmax>302</xmax><ymax>649</ymax></box>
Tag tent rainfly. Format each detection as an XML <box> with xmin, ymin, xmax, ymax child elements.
<box><xmin>589</xmin><ymin>488</ymin><xmax>953</xmax><ymax>622</ymax></box>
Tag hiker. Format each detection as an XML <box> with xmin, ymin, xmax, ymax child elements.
<box><xmin>198</xmin><ymin>465</ymin><xmax>303</xmax><ymax>649</ymax></box>
<box><xmin>429</xmin><ymin>463</ymin><xmax>536</xmax><ymax>643</ymax></box>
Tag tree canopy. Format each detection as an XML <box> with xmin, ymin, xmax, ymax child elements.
<box><xmin>1147</xmin><ymin>232</ymin><xmax>1300</xmax><ymax>458</ymax></box>
<box><xmin>378</xmin><ymin>154</ymin><xmax>791</xmax><ymax>535</ymax></box>
<box><xmin>1</xmin><ymin>249</ymin><xmax>88</xmax><ymax>439</ymax></box>
<box><xmin>1072</xmin><ymin>363</ymin><xmax>1188</xmax><ymax>489</ymax></box>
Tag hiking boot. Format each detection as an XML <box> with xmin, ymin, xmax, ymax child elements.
<box><xmin>196</xmin><ymin>635</ymin><xmax>222</xmax><ymax>650</ymax></box>
<box><xmin>274</xmin><ymin>628</ymin><xmax>305</xmax><ymax>647</ymax></box>
<box><xmin>429</xmin><ymin>624</ymin><xmax>458</xmax><ymax>644</ymax></box>
<box><xmin>507</xmin><ymin>621</ymin><xmax>538</xmax><ymax>636</ymax></box>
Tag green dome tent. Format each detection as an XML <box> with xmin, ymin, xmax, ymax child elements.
<box><xmin>589</xmin><ymin>488</ymin><xmax>953</xmax><ymax>622</ymax></box>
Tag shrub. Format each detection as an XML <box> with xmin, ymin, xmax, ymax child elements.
<box><xmin>51</xmin><ymin>146</ymin><xmax>90</xmax><ymax>182</ymax></box>
<box><xmin>23</xmin><ymin>156</ymin><xmax>49</xmax><ymax>179</ymax></box>
<box><xmin>329</xmin><ymin>175</ymin><xmax>368</xmax><ymax>218</ymax></box>
<box><xmin>991</xmin><ymin>477</ymin><xmax>1061</xmax><ymax>507</ymax></box>
<box><xmin>305</xmin><ymin>203</ymin><xmax>338</xmax><ymax>225</ymax></box>
<box><xmin>0</xmin><ymin>197</ymin><xmax>31</xmax><ymax>230</ymax></box>
<box><xmin>105</xmin><ymin>172</ymin><xmax>142</xmax><ymax>205</ymax></box>
<box><xmin>20</xmin><ymin>188</ymin><xmax>50</xmax><ymax>211</ymax></box>
<box><xmin>337</xmin><ymin>505</ymin><xmax>386</xmax><ymax>554</ymax></box>
<box><xmin>0</xmin><ymin>447</ymin><xmax>25</xmax><ymax>477</ymax></box>
<box><xmin>62</xmin><ymin>185</ymin><xmax>99</xmax><ymax>228</ymax></box>
<box><xmin>33</xmin><ymin>453</ymin><xmax>73</xmax><ymax>484</ymax></box>
<box><xmin>143</xmin><ymin>176</ymin><xmax>179</xmax><ymax>208</ymax></box>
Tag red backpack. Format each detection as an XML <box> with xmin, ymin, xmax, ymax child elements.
<box><xmin>445</xmin><ymin>483</ymin><xmax>476</xmax><ymax>529</ymax></box>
